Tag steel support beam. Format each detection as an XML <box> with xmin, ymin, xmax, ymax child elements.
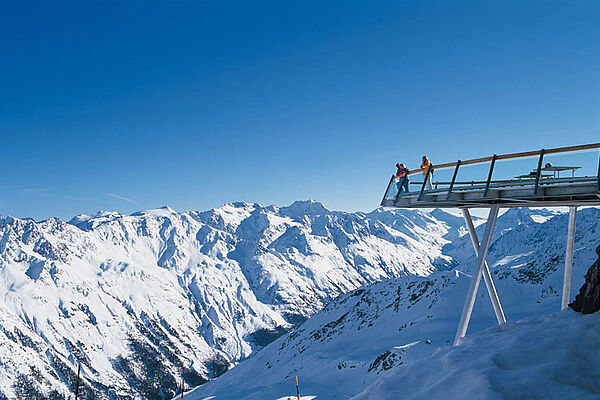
<box><xmin>561</xmin><ymin>206</ymin><xmax>577</xmax><ymax>310</ymax></box>
<box><xmin>462</xmin><ymin>208</ymin><xmax>506</xmax><ymax>324</ymax></box>
<box><xmin>454</xmin><ymin>205</ymin><xmax>500</xmax><ymax>346</ymax></box>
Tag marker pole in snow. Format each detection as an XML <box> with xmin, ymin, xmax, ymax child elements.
<box><xmin>295</xmin><ymin>375</ymin><xmax>300</xmax><ymax>400</ymax></box>
<box><xmin>181</xmin><ymin>377</ymin><xmax>184</xmax><ymax>400</ymax></box>
<box><xmin>562</xmin><ymin>206</ymin><xmax>577</xmax><ymax>310</ymax></box>
<box><xmin>74</xmin><ymin>363</ymin><xmax>80</xmax><ymax>400</ymax></box>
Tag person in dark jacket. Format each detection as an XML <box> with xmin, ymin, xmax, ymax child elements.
<box><xmin>395</xmin><ymin>163</ymin><xmax>410</xmax><ymax>194</ymax></box>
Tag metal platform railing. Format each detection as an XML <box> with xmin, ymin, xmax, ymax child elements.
<box><xmin>381</xmin><ymin>143</ymin><xmax>600</xmax><ymax>209</ymax></box>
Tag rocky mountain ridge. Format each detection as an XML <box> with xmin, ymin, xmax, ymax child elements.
<box><xmin>0</xmin><ymin>200</ymin><xmax>454</xmax><ymax>399</ymax></box>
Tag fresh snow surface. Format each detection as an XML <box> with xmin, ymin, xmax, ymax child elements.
<box><xmin>352</xmin><ymin>311</ymin><xmax>600</xmax><ymax>400</ymax></box>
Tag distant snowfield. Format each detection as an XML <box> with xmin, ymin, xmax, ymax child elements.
<box><xmin>353</xmin><ymin>311</ymin><xmax>600</xmax><ymax>400</ymax></box>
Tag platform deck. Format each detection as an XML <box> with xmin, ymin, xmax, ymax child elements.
<box><xmin>382</xmin><ymin>176</ymin><xmax>600</xmax><ymax>209</ymax></box>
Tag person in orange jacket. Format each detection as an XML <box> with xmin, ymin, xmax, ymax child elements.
<box><xmin>420</xmin><ymin>156</ymin><xmax>433</xmax><ymax>190</ymax></box>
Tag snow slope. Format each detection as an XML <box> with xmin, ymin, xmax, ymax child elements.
<box><xmin>184</xmin><ymin>207</ymin><xmax>600</xmax><ymax>400</ymax></box>
<box><xmin>352</xmin><ymin>310</ymin><xmax>600</xmax><ymax>400</ymax></box>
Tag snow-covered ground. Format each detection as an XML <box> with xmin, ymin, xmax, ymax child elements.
<box><xmin>353</xmin><ymin>310</ymin><xmax>600</xmax><ymax>400</ymax></box>
<box><xmin>184</xmin><ymin>268</ymin><xmax>600</xmax><ymax>400</ymax></box>
<box><xmin>191</xmin><ymin>310</ymin><xmax>600</xmax><ymax>400</ymax></box>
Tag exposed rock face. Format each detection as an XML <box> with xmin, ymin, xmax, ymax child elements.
<box><xmin>570</xmin><ymin>245</ymin><xmax>600</xmax><ymax>314</ymax></box>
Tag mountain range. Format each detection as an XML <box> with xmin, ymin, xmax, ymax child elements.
<box><xmin>0</xmin><ymin>201</ymin><xmax>597</xmax><ymax>399</ymax></box>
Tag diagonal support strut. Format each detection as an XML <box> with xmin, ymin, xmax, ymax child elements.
<box><xmin>454</xmin><ymin>205</ymin><xmax>500</xmax><ymax>346</ymax></box>
<box><xmin>462</xmin><ymin>208</ymin><xmax>506</xmax><ymax>324</ymax></box>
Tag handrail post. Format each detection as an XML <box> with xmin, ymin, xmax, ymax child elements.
<box><xmin>418</xmin><ymin>164</ymin><xmax>434</xmax><ymax>201</ymax></box>
<box><xmin>483</xmin><ymin>154</ymin><xmax>497</xmax><ymax>197</ymax></box>
<box><xmin>533</xmin><ymin>148</ymin><xmax>545</xmax><ymax>195</ymax></box>
<box><xmin>380</xmin><ymin>175</ymin><xmax>395</xmax><ymax>206</ymax></box>
<box><xmin>446</xmin><ymin>160</ymin><xmax>461</xmax><ymax>200</ymax></box>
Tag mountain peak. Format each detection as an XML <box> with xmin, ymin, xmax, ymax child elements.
<box><xmin>499</xmin><ymin>207</ymin><xmax>560</xmax><ymax>225</ymax></box>
<box><xmin>220</xmin><ymin>201</ymin><xmax>261</xmax><ymax>211</ymax></box>
<box><xmin>279</xmin><ymin>200</ymin><xmax>329</xmax><ymax>216</ymax></box>
<box><xmin>69</xmin><ymin>210</ymin><xmax>123</xmax><ymax>229</ymax></box>
<box><xmin>130</xmin><ymin>205</ymin><xmax>177</xmax><ymax>217</ymax></box>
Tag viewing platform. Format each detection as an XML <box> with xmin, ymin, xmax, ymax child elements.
<box><xmin>380</xmin><ymin>143</ymin><xmax>600</xmax><ymax>346</ymax></box>
<box><xmin>381</xmin><ymin>143</ymin><xmax>600</xmax><ymax>209</ymax></box>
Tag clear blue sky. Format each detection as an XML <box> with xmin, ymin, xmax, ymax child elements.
<box><xmin>1</xmin><ymin>1</ymin><xmax>599</xmax><ymax>220</ymax></box>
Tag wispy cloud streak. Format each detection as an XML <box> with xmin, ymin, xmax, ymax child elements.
<box><xmin>104</xmin><ymin>192</ymin><xmax>142</xmax><ymax>205</ymax></box>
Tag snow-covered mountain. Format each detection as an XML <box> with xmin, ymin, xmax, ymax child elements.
<box><xmin>0</xmin><ymin>200</ymin><xmax>454</xmax><ymax>399</ymax></box>
<box><xmin>184</xmin><ymin>207</ymin><xmax>600</xmax><ymax>400</ymax></box>
<box><xmin>1</xmin><ymin>201</ymin><xmax>596</xmax><ymax>400</ymax></box>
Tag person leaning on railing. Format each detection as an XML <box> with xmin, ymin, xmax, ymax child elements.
<box><xmin>395</xmin><ymin>163</ymin><xmax>410</xmax><ymax>194</ymax></box>
<box><xmin>420</xmin><ymin>156</ymin><xmax>433</xmax><ymax>191</ymax></box>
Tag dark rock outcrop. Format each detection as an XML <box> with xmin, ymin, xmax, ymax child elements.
<box><xmin>570</xmin><ymin>245</ymin><xmax>600</xmax><ymax>314</ymax></box>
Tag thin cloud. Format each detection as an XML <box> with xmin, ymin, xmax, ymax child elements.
<box><xmin>2</xmin><ymin>185</ymin><xmax>50</xmax><ymax>197</ymax></box>
<box><xmin>104</xmin><ymin>192</ymin><xmax>142</xmax><ymax>205</ymax></box>
<box><xmin>18</xmin><ymin>188</ymin><xmax>51</xmax><ymax>197</ymax></box>
<box><xmin>8</xmin><ymin>186</ymin><xmax>94</xmax><ymax>202</ymax></box>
